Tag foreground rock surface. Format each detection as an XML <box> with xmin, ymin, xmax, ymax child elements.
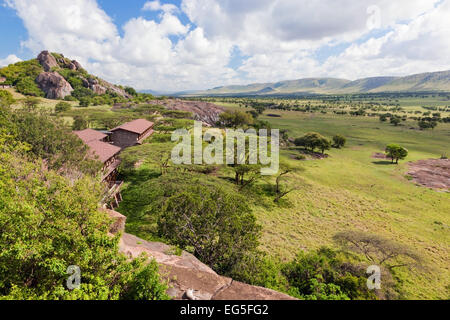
<box><xmin>118</xmin><ymin>232</ymin><xmax>295</xmax><ymax>300</ymax></box>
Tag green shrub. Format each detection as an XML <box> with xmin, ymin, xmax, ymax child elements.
<box><xmin>55</xmin><ymin>101</ymin><xmax>72</xmax><ymax>113</ymax></box>
<box><xmin>15</xmin><ymin>77</ymin><xmax>44</xmax><ymax>97</ymax></box>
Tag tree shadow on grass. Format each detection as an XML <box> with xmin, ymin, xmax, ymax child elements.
<box><xmin>372</xmin><ymin>161</ymin><xmax>395</xmax><ymax>165</ymax></box>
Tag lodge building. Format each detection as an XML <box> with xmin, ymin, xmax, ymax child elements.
<box><xmin>74</xmin><ymin>119</ymin><xmax>154</xmax><ymax>208</ymax></box>
<box><xmin>110</xmin><ymin>119</ymin><xmax>155</xmax><ymax>149</ymax></box>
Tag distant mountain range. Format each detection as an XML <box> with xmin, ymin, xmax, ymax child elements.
<box><xmin>182</xmin><ymin>70</ymin><xmax>450</xmax><ymax>96</ymax></box>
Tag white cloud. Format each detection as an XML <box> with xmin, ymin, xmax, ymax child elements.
<box><xmin>4</xmin><ymin>0</ymin><xmax>450</xmax><ymax>90</ymax></box>
<box><xmin>0</xmin><ymin>54</ymin><xmax>22</xmax><ymax>67</ymax></box>
<box><xmin>142</xmin><ymin>0</ymin><xmax>178</xmax><ymax>14</ymax></box>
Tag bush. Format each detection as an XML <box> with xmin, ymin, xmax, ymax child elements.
<box><xmin>218</xmin><ymin>110</ymin><xmax>254</xmax><ymax>128</ymax></box>
<box><xmin>332</xmin><ymin>135</ymin><xmax>346</xmax><ymax>148</ymax></box>
<box><xmin>72</xmin><ymin>87</ymin><xmax>94</xmax><ymax>99</ymax></box>
<box><xmin>15</xmin><ymin>77</ymin><xmax>44</xmax><ymax>97</ymax></box>
<box><xmin>55</xmin><ymin>101</ymin><xmax>72</xmax><ymax>113</ymax></box>
<box><xmin>0</xmin><ymin>90</ymin><xmax>15</xmax><ymax>107</ymax></box>
<box><xmin>125</xmin><ymin>86</ymin><xmax>138</xmax><ymax>96</ymax></box>
<box><xmin>282</xmin><ymin>247</ymin><xmax>377</xmax><ymax>300</ymax></box>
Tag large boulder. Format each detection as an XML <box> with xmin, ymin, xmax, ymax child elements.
<box><xmin>71</xmin><ymin>60</ymin><xmax>83</xmax><ymax>71</ymax></box>
<box><xmin>37</xmin><ymin>51</ymin><xmax>59</xmax><ymax>72</ymax></box>
<box><xmin>36</xmin><ymin>72</ymin><xmax>74</xmax><ymax>99</ymax></box>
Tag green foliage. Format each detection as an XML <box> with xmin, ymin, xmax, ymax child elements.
<box><xmin>0</xmin><ymin>119</ymin><xmax>169</xmax><ymax>300</ymax></box>
<box><xmin>0</xmin><ymin>90</ymin><xmax>15</xmax><ymax>107</ymax></box>
<box><xmin>226</xmin><ymin>253</ymin><xmax>289</xmax><ymax>293</ymax></box>
<box><xmin>7</xmin><ymin>108</ymin><xmax>100</xmax><ymax>174</ymax></box>
<box><xmin>390</xmin><ymin>116</ymin><xmax>401</xmax><ymax>126</ymax></box>
<box><xmin>72</xmin><ymin>116</ymin><xmax>90</xmax><ymax>131</ymax></box>
<box><xmin>22</xmin><ymin>97</ymin><xmax>41</xmax><ymax>109</ymax></box>
<box><xmin>156</xmin><ymin>174</ymin><xmax>261</xmax><ymax>273</ymax></box>
<box><xmin>218</xmin><ymin>110</ymin><xmax>254</xmax><ymax>128</ymax></box>
<box><xmin>418</xmin><ymin>120</ymin><xmax>438</xmax><ymax>130</ymax></box>
<box><xmin>332</xmin><ymin>134</ymin><xmax>346</xmax><ymax>148</ymax></box>
<box><xmin>55</xmin><ymin>102</ymin><xmax>72</xmax><ymax>113</ymax></box>
<box><xmin>119</xmin><ymin>171</ymin><xmax>261</xmax><ymax>274</ymax></box>
<box><xmin>282</xmin><ymin>247</ymin><xmax>377</xmax><ymax>300</ymax></box>
<box><xmin>294</xmin><ymin>132</ymin><xmax>331</xmax><ymax>154</ymax></box>
<box><xmin>120</xmin><ymin>260</ymin><xmax>170</xmax><ymax>300</ymax></box>
<box><xmin>125</xmin><ymin>86</ymin><xmax>138</xmax><ymax>96</ymax></box>
<box><xmin>333</xmin><ymin>231</ymin><xmax>422</xmax><ymax>270</ymax></box>
<box><xmin>385</xmin><ymin>144</ymin><xmax>408</xmax><ymax>164</ymax></box>
<box><xmin>0</xmin><ymin>59</ymin><xmax>43</xmax><ymax>86</ymax></box>
<box><xmin>72</xmin><ymin>87</ymin><xmax>95</xmax><ymax>99</ymax></box>
<box><xmin>16</xmin><ymin>77</ymin><xmax>44</xmax><ymax>97</ymax></box>
<box><xmin>120</xmin><ymin>143</ymin><xmax>173</xmax><ymax>175</ymax></box>
<box><xmin>78</xmin><ymin>97</ymin><xmax>91</xmax><ymax>107</ymax></box>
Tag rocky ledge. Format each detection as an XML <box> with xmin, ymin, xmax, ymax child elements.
<box><xmin>105</xmin><ymin>209</ymin><xmax>295</xmax><ymax>301</ymax></box>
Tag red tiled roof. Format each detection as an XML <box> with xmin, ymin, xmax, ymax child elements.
<box><xmin>111</xmin><ymin>119</ymin><xmax>154</xmax><ymax>135</ymax></box>
<box><xmin>74</xmin><ymin>129</ymin><xmax>107</xmax><ymax>143</ymax></box>
<box><xmin>86</xmin><ymin>140</ymin><xmax>121</xmax><ymax>163</ymax></box>
<box><xmin>137</xmin><ymin>129</ymin><xmax>154</xmax><ymax>144</ymax></box>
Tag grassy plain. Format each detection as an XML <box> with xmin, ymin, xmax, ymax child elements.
<box><xmin>217</xmin><ymin>100</ymin><xmax>449</xmax><ymax>299</ymax></box>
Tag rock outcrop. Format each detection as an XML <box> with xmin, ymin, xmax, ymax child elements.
<box><xmin>35</xmin><ymin>51</ymin><xmax>131</xmax><ymax>99</ymax></box>
<box><xmin>105</xmin><ymin>202</ymin><xmax>295</xmax><ymax>300</ymax></box>
<box><xmin>37</xmin><ymin>51</ymin><xmax>59</xmax><ymax>72</ymax></box>
<box><xmin>119</xmin><ymin>233</ymin><xmax>295</xmax><ymax>301</ymax></box>
<box><xmin>149</xmin><ymin>99</ymin><xmax>225</xmax><ymax>126</ymax></box>
<box><xmin>36</xmin><ymin>72</ymin><xmax>74</xmax><ymax>99</ymax></box>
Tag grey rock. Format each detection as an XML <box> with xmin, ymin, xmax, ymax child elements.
<box><xmin>36</xmin><ymin>72</ymin><xmax>74</xmax><ymax>99</ymax></box>
<box><xmin>37</xmin><ymin>51</ymin><xmax>59</xmax><ymax>72</ymax></box>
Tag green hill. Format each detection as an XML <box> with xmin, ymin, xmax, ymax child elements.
<box><xmin>0</xmin><ymin>51</ymin><xmax>132</xmax><ymax>103</ymax></box>
<box><xmin>190</xmin><ymin>71</ymin><xmax>450</xmax><ymax>96</ymax></box>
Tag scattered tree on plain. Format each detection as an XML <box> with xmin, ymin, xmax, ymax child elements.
<box><xmin>332</xmin><ymin>135</ymin><xmax>346</xmax><ymax>148</ymax></box>
<box><xmin>385</xmin><ymin>144</ymin><xmax>408</xmax><ymax>164</ymax></box>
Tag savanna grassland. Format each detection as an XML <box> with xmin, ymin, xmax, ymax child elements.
<box><xmin>214</xmin><ymin>97</ymin><xmax>449</xmax><ymax>299</ymax></box>
<box><xmin>8</xmin><ymin>85</ymin><xmax>447</xmax><ymax>299</ymax></box>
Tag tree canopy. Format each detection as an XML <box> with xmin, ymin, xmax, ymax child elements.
<box><xmin>385</xmin><ymin>144</ymin><xmax>408</xmax><ymax>164</ymax></box>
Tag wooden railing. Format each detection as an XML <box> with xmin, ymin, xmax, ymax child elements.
<box><xmin>101</xmin><ymin>181</ymin><xmax>124</xmax><ymax>207</ymax></box>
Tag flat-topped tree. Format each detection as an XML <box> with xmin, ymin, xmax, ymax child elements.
<box><xmin>385</xmin><ymin>144</ymin><xmax>408</xmax><ymax>164</ymax></box>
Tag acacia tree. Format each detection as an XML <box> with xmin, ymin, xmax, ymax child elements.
<box><xmin>385</xmin><ymin>144</ymin><xmax>408</xmax><ymax>164</ymax></box>
<box><xmin>273</xmin><ymin>162</ymin><xmax>301</xmax><ymax>203</ymax></box>
<box><xmin>333</xmin><ymin>231</ymin><xmax>423</xmax><ymax>270</ymax></box>
<box><xmin>294</xmin><ymin>132</ymin><xmax>331</xmax><ymax>154</ymax></box>
<box><xmin>153</xmin><ymin>174</ymin><xmax>261</xmax><ymax>273</ymax></box>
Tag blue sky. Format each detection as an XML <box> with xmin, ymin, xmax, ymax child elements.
<box><xmin>1</xmin><ymin>0</ymin><xmax>449</xmax><ymax>91</ymax></box>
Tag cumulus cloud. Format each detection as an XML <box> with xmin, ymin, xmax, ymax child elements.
<box><xmin>4</xmin><ymin>0</ymin><xmax>450</xmax><ymax>90</ymax></box>
<box><xmin>0</xmin><ymin>54</ymin><xmax>22</xmax><ymax>67</ymax></box>
<box><xmin>142</xmin><ymin>0</ymin><xmax>178</xmax><ymax>14</ymax></box>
